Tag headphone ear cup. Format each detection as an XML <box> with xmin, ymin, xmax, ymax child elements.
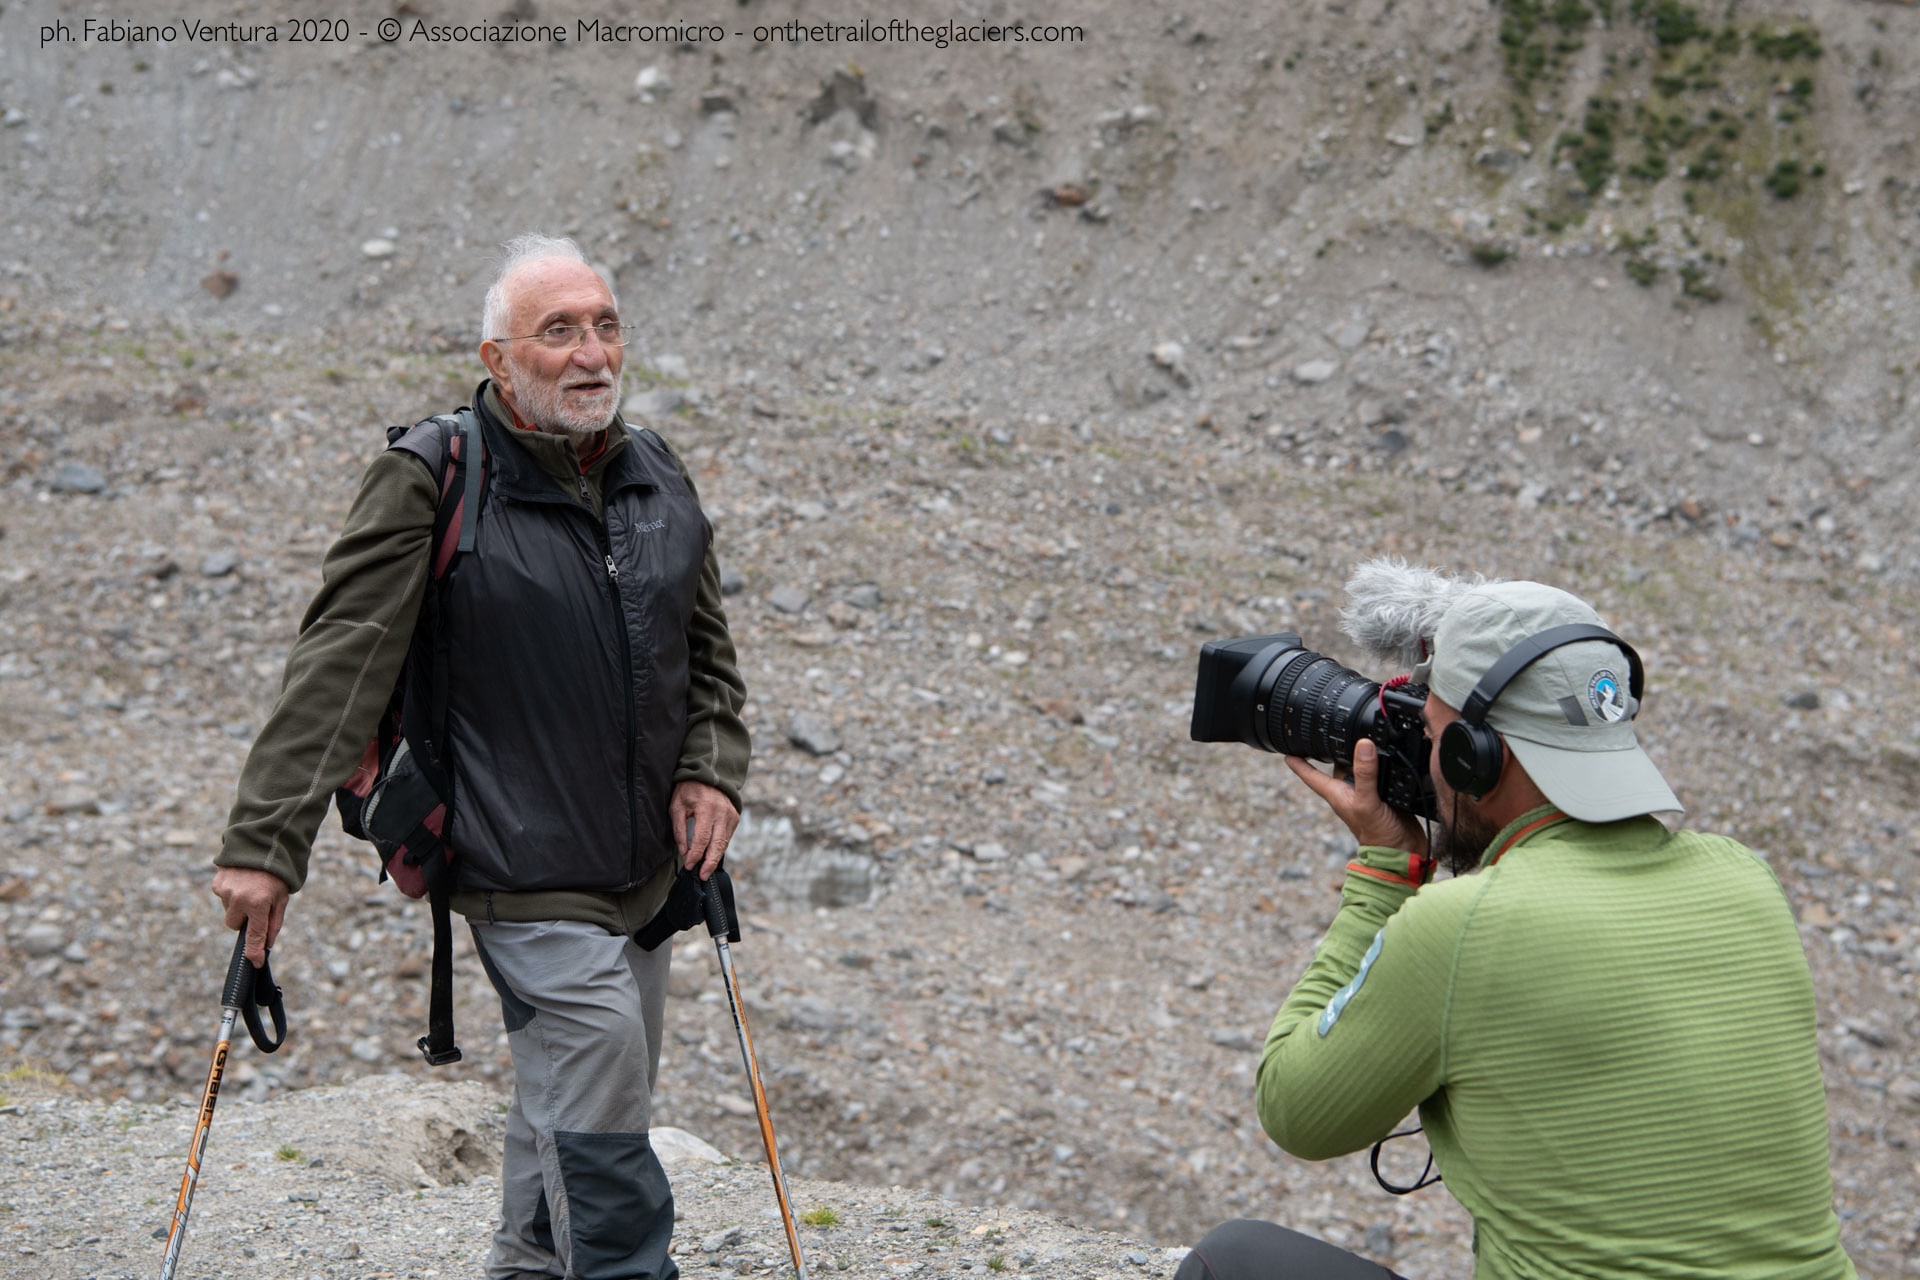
<box><xmin>1439</xmin><ymin>720</ymin><xmax>1504</xmax><ymax>798</ymax></box>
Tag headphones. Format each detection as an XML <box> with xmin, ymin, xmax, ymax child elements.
<box><xmin>1436</xmin><ymin>623</ymin><xmax>1645</xmax><ymax>799</ymax></box>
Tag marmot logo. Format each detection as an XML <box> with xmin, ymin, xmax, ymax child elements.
<box><xmin>635</xmin><ymin>519</ymin><xmax>666</xmax><ymax>534</ymax></box>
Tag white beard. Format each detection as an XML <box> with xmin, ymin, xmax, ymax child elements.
<box><xmin>509</xmin><ymin>357</ymin><xmax>622</xmax><ymax>441</ymax></box>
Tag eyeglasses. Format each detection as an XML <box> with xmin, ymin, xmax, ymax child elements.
<box><xmin>495</xmin><ymin>321</ymin><xmax>635</xmax><ymax>351</ymax></box>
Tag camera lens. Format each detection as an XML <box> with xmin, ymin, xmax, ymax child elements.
<box><xmin>1190</xmin><ymin>632</ymin><xmax>1436</xmax><ymax>819</ymax></box>
<box><xmin>1265</xmin><ymin>651</ymin><xmax>1378</xmax><ymax>765</ymax></box>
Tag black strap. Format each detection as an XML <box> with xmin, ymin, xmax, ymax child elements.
<box><xmin>223</xmin><ymin>930</ymin><xmax>287</xmax><ymax>1054</ymax></box>
<box><xmin>414</xmin><ymin>413</ymin><xmax>477</xmax><ymax>1068</ymax></box>
<box><xmin>1369</xmin><ymin>1126</ymin><xmax>1442</xmax><ymax>1195</ymax></box>
<box><xmin>417</xmin><ymin>854</ymin><xmax>462</xmax><ymax>1066</ymax></box>
<box><xmin>454</xmin><ymin>411</ymin><xmax>482</xmax><ymax>554</ymax></box>
<box><xmin>1458</xmin><ymin>623</ymin><xmax>1644</xmax><ymax>725</ymax></box>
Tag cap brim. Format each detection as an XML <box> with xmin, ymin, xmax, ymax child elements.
<box><xmin>1504</xmin><ymin>735</ymin><xmax>1684</xmax><ymax>823</ymax></box>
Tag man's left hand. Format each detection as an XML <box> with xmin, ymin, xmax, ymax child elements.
<box><xmin>670</xmin><ymin>779</ymin><xmax>739</xmax><ymax>880</ymax></box>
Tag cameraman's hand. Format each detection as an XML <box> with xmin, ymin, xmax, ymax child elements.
<box><xmin>1286</xmin><ymin>740</ymin><xmax>1429</xmax><ymax>856</ymax></box>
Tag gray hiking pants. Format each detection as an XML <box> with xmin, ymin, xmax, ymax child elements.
<box><xmin>470</xmin><ymin>919</ymin><xmax>678</xmax><ymax>1280</ymax></box>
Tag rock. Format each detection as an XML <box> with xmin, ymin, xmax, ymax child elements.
<box><xmin>49</xmin><ymin>463</ymin><xmax>107</xmax><ymax>494</ymax></box>
<box><xmin>1292</xmin><ymin>359</ymin><xmax>1339</xmax><ymax>385</ymax></box>
<box><xmin>45</xmin><ymin>788</ymin><xmax>101</xmax><ymax>815</ymax></box>
<box><xmin>991</xmin><ymin>118</ymin><xmax>1031</xmax><ymax>147</ymax></box>
<box><xmin>1783</xmin><ymin>690</ymin><xmax>1820</xmax><ymax>711</ymax></box>
<box><xmin>1033</xmin><ymin>697</ymin><xmax>1083</xmax><ymax>723</ymax></box>
<box><xmin>787</xmin><ymin>711</ymin><xmax>840</xmax><ymax>756</ymax></box>
<box><xmin>360</xmin><ymin>238</ymin><xmax>396</xmax><ymax>259</ymax></box>
<box><xmin>1149</xmin><ymin>342</ymin><xmax>1191</xmax><ymax>387</ymax></box>
<box><xmin>199</xmin><ymin>551</ymin><xmax>239</xmax><ymax>578</ymax></box>
<box><xmin>1327</xmin><ymin>319</ymin><xmax>1371</xmax><ymax>351</ymax></box>
<box><xmin>845</xmin><ymin>583</ymin><xmax>882</xmax><ymax>609</ymax></box>
<box><xmin>699</xmin><ymin>89</ymin><xmax>735</xmax><ymax>115</ymax></box>
<box><xmin>805</xmin><ymin>69</ymin><xmax>877</xmax><ymax>130</ymax></box>
<box><xmin>652</xmin><ymin>1126</ymin><xmax>728</xmax><ymax>1168</ymax></box>
<box><xmin>768</xmin><ymin>584</ymin><xmax>810</xmax><ymax>614</ymax></box>
<box><xmin>200</xmin><ymin>270</ymin><xmax>239</xmax><ymax>299</ymax></box>
<box><xmin>970</xmin><ymin>842</ymin><xmax>1010</xmax><ymax>863</ymax></box>
<box><xmin>1097</xmin><ymin>104</ymin><xmax>1161</xmax><ymax>131</ymax></box>
<box><xmin>16</xmin><ymin>922</ymin><xmax>66</xmax><ymax>957</ymax></box>
<box><xmin>719</xmin><ymin>567</ymin><xmax>746</xmax><ymax>596</ymax></box>
<box><xmin>634</xmin><ymin>65</ymin><xmax>671</xmax><ymax>94</ymax></box>
<box><xmin>701</xmin><ymin>1226</ymin><xmax>746</xmax><ymax>1253</ymax></box>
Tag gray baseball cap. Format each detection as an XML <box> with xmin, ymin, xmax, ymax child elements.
<box><xmin>1412</xmin><ymin>580</ymin><xmax>1683</xmax><ymax>822</ymax></box>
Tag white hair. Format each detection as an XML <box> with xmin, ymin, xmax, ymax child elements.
<box><xmin>480</xmin><ymin>233</ymin><xmax>617</xmax><ymax>340</ymax></box>
<box><xmin>1339</xmin><ymin>557</ymin><xmax>1494</xmax><ymax>667</ymax></box>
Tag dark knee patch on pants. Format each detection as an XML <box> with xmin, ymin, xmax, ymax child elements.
<box><xmin>555</xmin><ymin>1130</ymin><xmax>677</xmax><ymax>1280</ymax></box>
<box><xmin>471</xmin><ymin>931</ymin><xmax>538</xmax><ymax>1033</ymax></box>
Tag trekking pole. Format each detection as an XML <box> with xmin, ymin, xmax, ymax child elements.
<box><xmin>700</xmin><ymin>863</ymin><xmax>809</xmax><ymax>1280</ymax></box>
<box><xmin>158</xmin><ymin>929</ymin><xmax>286</xmax><ymax>1280</ymax></box>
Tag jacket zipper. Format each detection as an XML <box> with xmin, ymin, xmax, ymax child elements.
<box><xmin>598</xmin><ymin>526</ymin><xmax>641</xmax><ymax>888</ymax></box>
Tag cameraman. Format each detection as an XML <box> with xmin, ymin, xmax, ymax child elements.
<box><xmin>1179</xmin><ymin>578</ymin><xmax>1855</xmax><ymax>1279</ymax></box>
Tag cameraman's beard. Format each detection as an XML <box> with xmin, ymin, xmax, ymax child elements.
<box><xmin>1434</xmin><ymin>797</ymin><xmax>1501</xmax><ymax>876</ymax></box>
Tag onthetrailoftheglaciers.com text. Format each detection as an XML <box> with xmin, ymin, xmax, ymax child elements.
<box><xmin>41</xmin><ymin>16</ymin><xmax>1086</xmax><ymax>48</ymax></box>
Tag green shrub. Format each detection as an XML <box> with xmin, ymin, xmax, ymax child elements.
<box><xmin>1765</xmin><ymin>158</ymin><xmax>1805</xmax><ymax>199</ymax></box>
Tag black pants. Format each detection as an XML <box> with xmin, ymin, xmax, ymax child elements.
<box><xmin>1175</xmin><ymin>1220</ymin><xmax>1407</xmax><ymax>1280</ymax></box>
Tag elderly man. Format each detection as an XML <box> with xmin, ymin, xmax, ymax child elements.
<box><xmin>1180</xmin><ymin>573</ymin><xmax>1854</xmax><ymax>1279</ymax></box>
<box><xmin>212</xmin><ymin>233</ymin><xmax>749</xmax><ymax>1280</ymax></box>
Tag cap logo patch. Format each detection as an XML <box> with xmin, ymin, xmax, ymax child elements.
<box><xmin>1588</xmin><ymin>670</ymin><xmax>1629</xmax><ymax>722</ymax></box>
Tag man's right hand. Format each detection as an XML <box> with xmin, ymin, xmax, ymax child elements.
<box><xmin>1285</xmin><ymin>738</ymin><xmax>1430</xmax><ymax>857</ymax></box>
<box><xmin>211</xmin><ymin>865</ymin><xmax>290</xmax><ymax>966</ymax></box>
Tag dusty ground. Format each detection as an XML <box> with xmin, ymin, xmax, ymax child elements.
<box><xmin>2</xmin><ymin>0</ymin><xmax>1917</xmax><ymax>1275</ymax></box>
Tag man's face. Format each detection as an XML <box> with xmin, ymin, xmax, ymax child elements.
<box><xmin>481</xmin><ymin>258</ymin><xmax>623</xmax><ymax>440</ymax></box>
<box><xmin>1422</xmin><ymin>694</ymin><xmax>1502</xmax><ymax>876</ymax></box>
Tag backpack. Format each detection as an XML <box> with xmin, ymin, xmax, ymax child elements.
<box><xmin>333</xmin><ymin>408</ymin><xmax>486</xmax><ymax>1067</ymax></box>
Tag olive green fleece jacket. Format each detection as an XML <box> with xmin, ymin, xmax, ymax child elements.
<box><xmin>216</xmin><ymin>384</ymin><xmax>750</xmax><ymax>933</ymax></box>
<box><xmin>1258</xmin><ymin>807</ymin><xmax>1854</xmax><ymax>1279</ymax></box>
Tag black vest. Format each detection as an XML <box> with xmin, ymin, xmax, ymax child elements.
<box><xmin>392</xmin><ymin>399</ymin><xmax>711</xmax><ymax>893</ymax></box>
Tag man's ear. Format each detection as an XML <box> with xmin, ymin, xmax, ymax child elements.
<box><xmin>479</xmin><ymin>339</ymin><xmax>510</xmax><ymax>387</ymax></box>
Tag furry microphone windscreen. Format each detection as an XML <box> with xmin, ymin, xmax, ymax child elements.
<box><xmin>1338</xmin><ymin>558</ymin><xmax>1493</xmax><ymax>668</ymax></box>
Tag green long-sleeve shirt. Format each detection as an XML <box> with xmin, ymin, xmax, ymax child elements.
<box><xmin>1259</xmin><ymin>807</ymin><xmax>1854</xmax><ymax>1279</ymax></box>
<box><xmin>217</xmin><ymin>385</ymin><xmax>750</xmax><ymax>932</ymax></box>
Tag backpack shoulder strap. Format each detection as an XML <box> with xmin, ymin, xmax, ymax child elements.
<box><xmin>388</xmin><ymin>410</ymin><xmax>482</xmax><ymax>1070</ymax></box>
<box><xmin>393</xmin><ymin>408</ymin><xmax>485</xmax><ymax>578</ymax></box>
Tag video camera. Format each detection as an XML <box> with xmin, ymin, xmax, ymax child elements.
<box><xmin>1190</xmin><ymin>634</ymin><xmax>1436</xmax><ymax>820</ymax></box>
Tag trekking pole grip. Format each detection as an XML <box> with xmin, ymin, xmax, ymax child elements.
<box><xmin>221</xmin><ymin>930</ymin><xmax>254</xmax><ymax>1009</ymax></box>
<box><xmin>222</xmin><ymin>929</ymin><xmax>288</xmax><ymax>1054</ymax></box>
<box><xmin>702</xmin><ymin>873</ymin><xmax>730</xmax><ymax>940</ymax></box>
